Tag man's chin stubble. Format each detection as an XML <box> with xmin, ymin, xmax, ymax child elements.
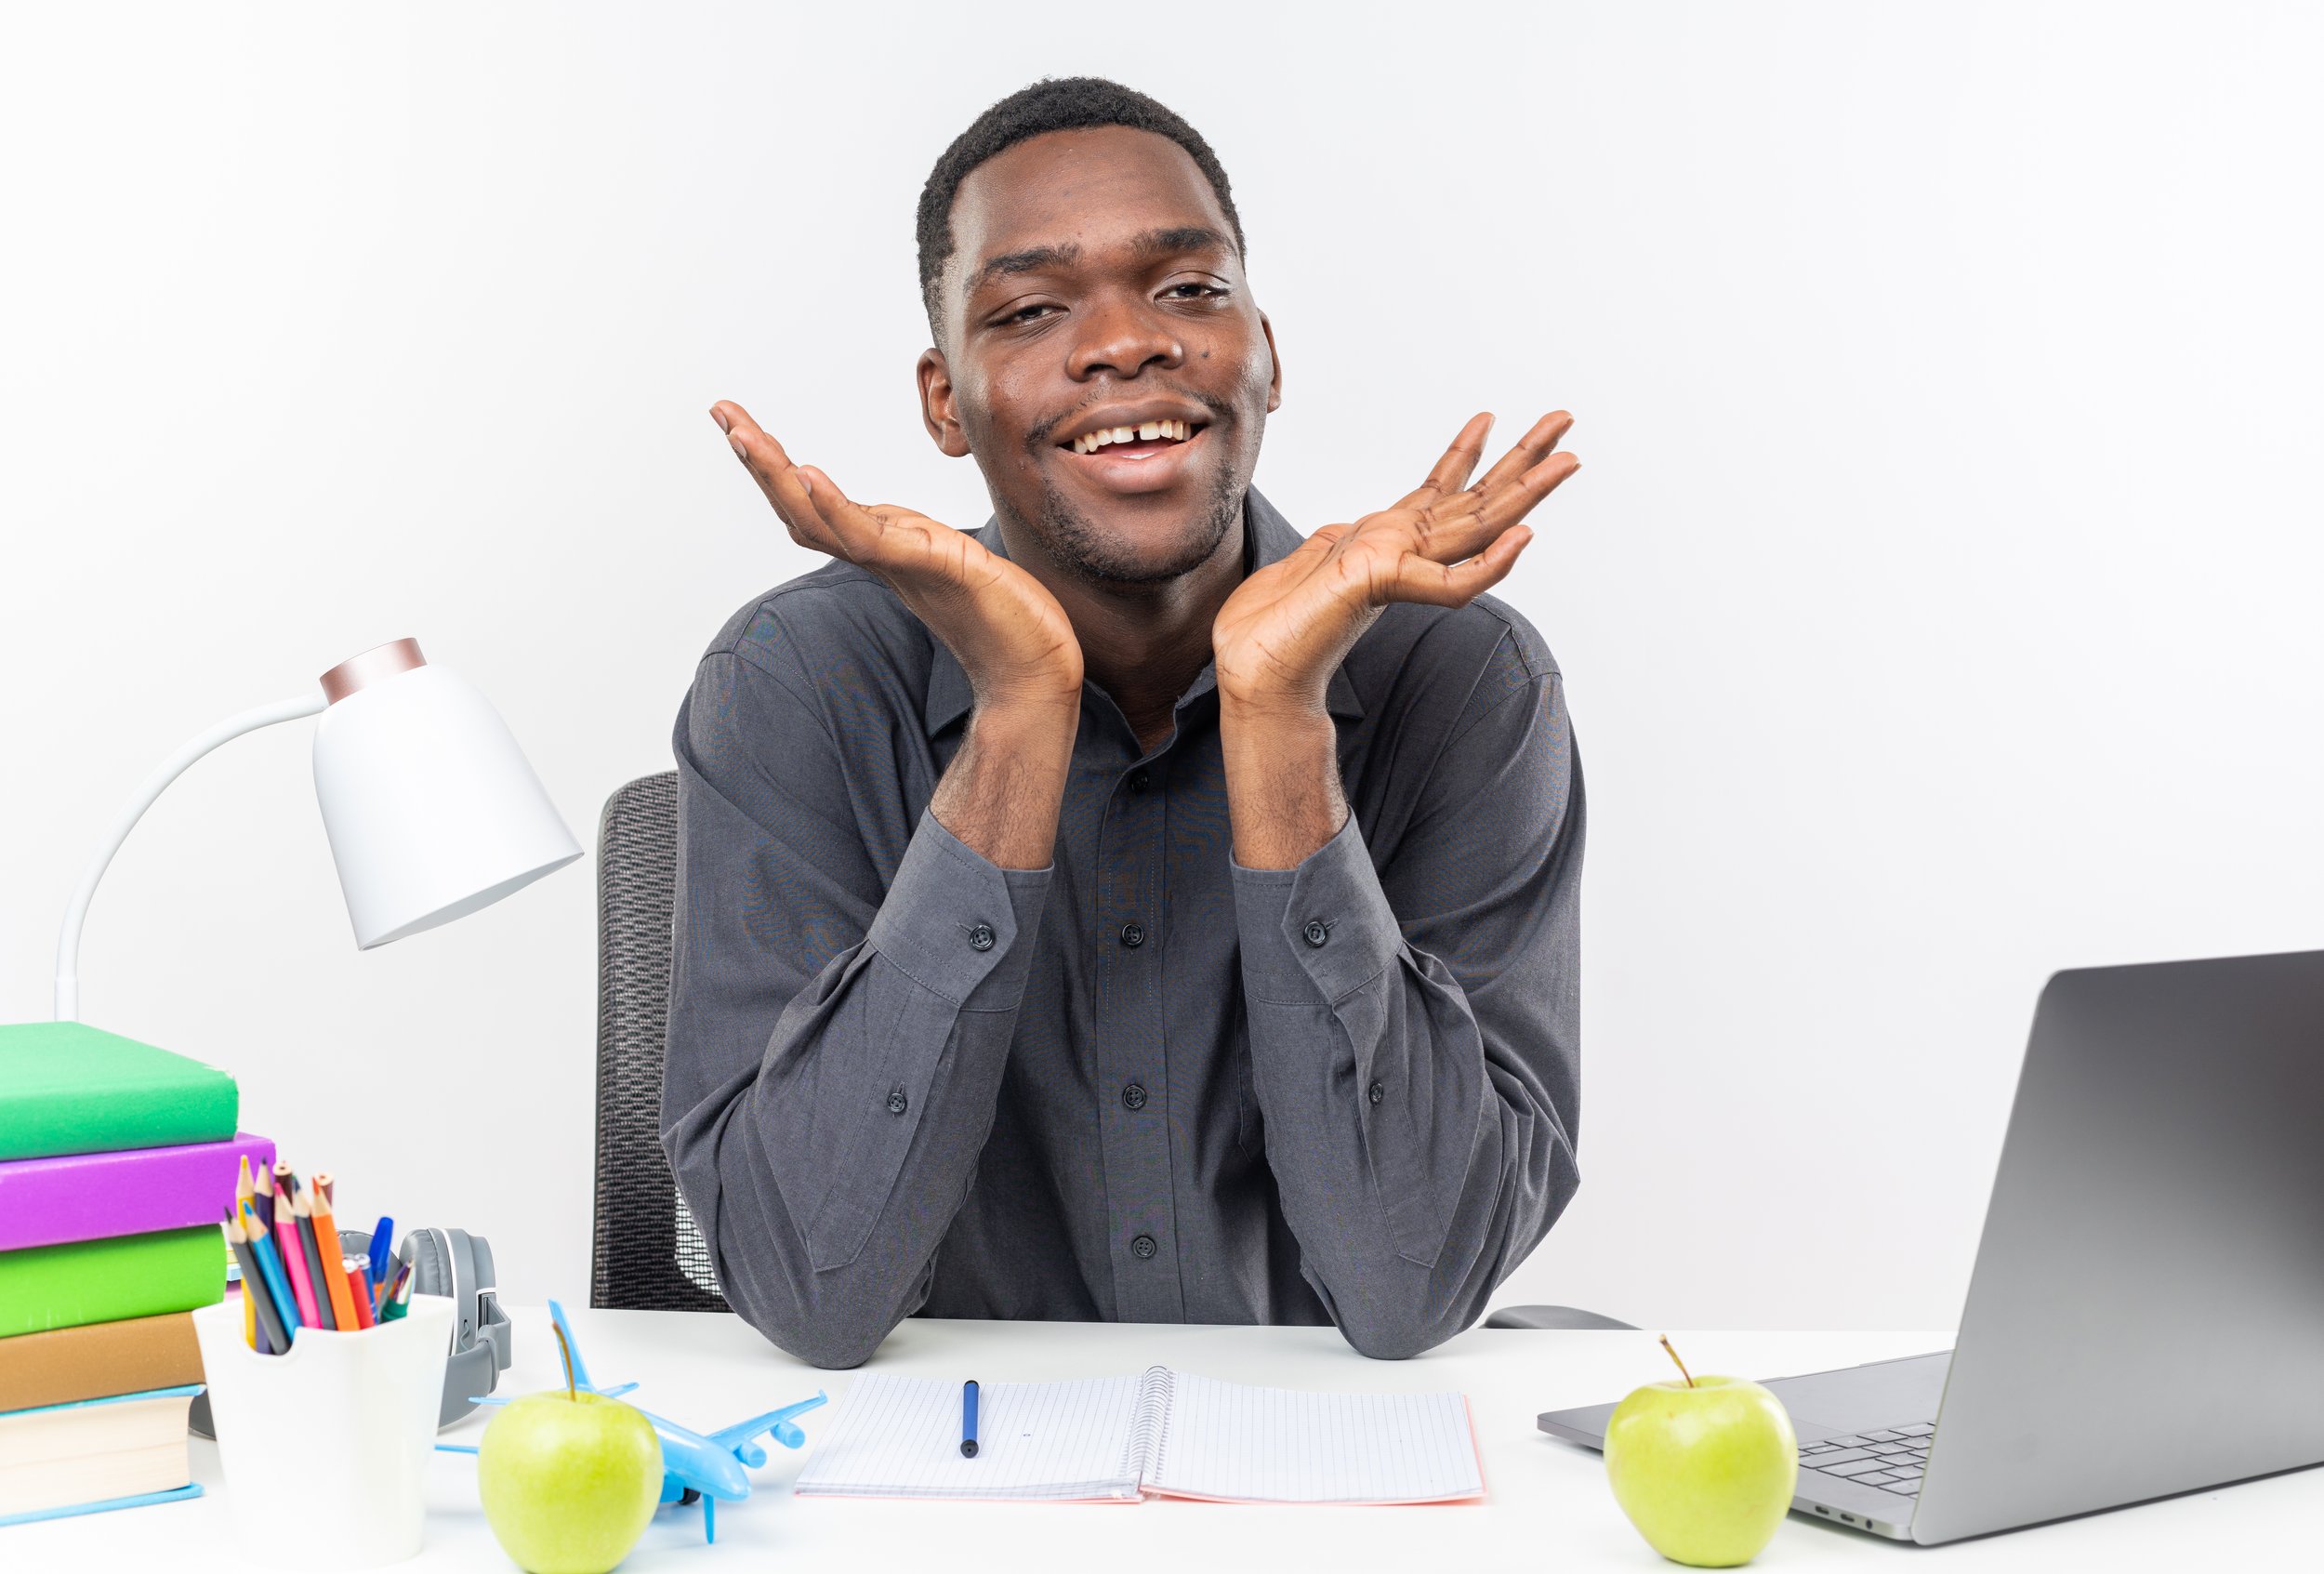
<box><xmin>1018</xmin><ymin>466</ymin><xmax>1244</xmax><ymax>587</ymax></box>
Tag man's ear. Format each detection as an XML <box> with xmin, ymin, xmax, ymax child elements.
<box><xmin>1260</xmin><ymin>311</ymin><xmax>1283</xmax><ymax>414</ymax></box>
<box><xmin>917</xmin><ymin>350</ymin><xmax>972</xmax><ymax>457</ymax></box>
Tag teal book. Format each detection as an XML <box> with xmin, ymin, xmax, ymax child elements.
<box><xmin>0</xmin><ymin>1226</ymin><xmax>226</xmax><ymax>1340</ymax></box>
<box><xmin>0</xmin><ymin>1022</ymin><xmax>237</xmax><ymax>1162</ymax></box>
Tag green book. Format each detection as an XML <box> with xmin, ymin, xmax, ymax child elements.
<box><xmin>0</xmin><ymin>1023</ymin><xmax>237</xmax><ymax>1162</ymax></box>
<box><xmin>0</xmin><ymin>1226</ymin><xmax>225</xmax><ymax>1339</ymax></box>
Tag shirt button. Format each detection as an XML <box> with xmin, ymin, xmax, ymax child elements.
<box><xmin>1367</xmin><ymin>1080</ymin><xmax>1385</xmax><ymax>1105</ymax></box>
<box><xmin>1119</xmin><ymin>921</ymin><xmax>1145</xmax><ymax>948</ymax></box>
<box><xmin>966</xmin><ymin>922</ymin><xmax>996</xmax><ymax>952</ymax></box>
<box><xmin>886</xmin><ymin>1086</ymin><xmax>909</xmax><ymax>1116</ymax></box>
<box><xmin>1302</xmin><ymin>919</ymin><xmax>1330</xmax><ymax>947</ymax></box>
<box><xmin>1121</xmin><ymin>1082</ymin><xmax>1148</xmax><ymax>1111</ymax></box>
<box><xmin>1128</xmin><ymin>769</ymin><xmax>1152</xmax><ymax>794</ymax></box>
<box><xmin>1130</xmin><ymin>1234</ymin><xmax>1158</xmax><ymax>1261</ymax></box>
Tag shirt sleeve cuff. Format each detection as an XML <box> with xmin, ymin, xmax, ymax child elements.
<box><xmin>1230</xmin><ymin>812</ymin><xmax>1404</xmax><ymax>1005</ymax></box>
<box><xmin>865</xmin><ymin>811</ymin><xmax>1052</xmax><ymax>1008</ymax></box>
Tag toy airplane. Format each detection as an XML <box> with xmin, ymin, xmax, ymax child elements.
<box><xmin>439</xmin><ymin>1299</ymin><xmax>826</xmax><ymax>1543</ymax></box>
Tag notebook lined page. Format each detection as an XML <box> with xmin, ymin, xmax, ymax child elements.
<box><xmin>794</xmin><ymin>1372</ymin><xmax>1149</xmax><ymax>1501</ymax></box>
<box><xmin>1147</xmin><ymin>1372</ymin><xmax>1484</xmax><ymax>1503</ymax></box>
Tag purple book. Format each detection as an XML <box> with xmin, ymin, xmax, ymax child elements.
<box><xmin>0</xmin><ymin>1132</ymin><xmax>275</xmax><ymax>1251</ymax></box>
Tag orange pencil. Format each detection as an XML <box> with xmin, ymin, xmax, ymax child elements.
<box><xmin>307</xmin><ymin>1174</ymin><xmax>362</xmax><ymax>1332</ymax></box>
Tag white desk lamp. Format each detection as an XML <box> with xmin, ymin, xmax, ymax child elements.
<box><xmin>53</xmin><ymin>638</ymin><xmax>582</xmax><ymax>1020</ymax></box>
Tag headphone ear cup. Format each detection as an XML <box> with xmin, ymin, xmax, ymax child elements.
<box><xmin>405</xmin><ymin>1228</ymin><xmax>451</xmax><ymax>1298</ymax></box>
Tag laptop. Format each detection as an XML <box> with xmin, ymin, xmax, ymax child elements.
<box><xmin>1538</xmin><ymin>946</ymin><xmax>2324</xmax><ymax>1544</ymax></box>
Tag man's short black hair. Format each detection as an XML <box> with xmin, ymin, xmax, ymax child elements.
<box><xmin>916</xmin><ymin>76</ymin><xmax>1246</xmax><ymax>335</ymax></box>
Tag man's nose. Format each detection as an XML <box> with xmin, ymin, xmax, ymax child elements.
<box><xmin>1067</xmin><ymin>296</ymin><xmax>1182</xmax><ymax>380</ymax></box>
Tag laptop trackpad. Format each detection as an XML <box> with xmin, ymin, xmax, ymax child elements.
<box><xmin>1763</xmin><ymin>1351</ymin><xmax>1953</xmax><ymax>1441</ymax></box>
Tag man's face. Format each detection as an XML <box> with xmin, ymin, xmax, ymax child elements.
<box><xmin>919</xmin><ymin>125</ymin><xmax>1280</xmax><ymax>585</ymax></box>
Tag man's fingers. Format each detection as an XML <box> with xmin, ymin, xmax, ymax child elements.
<box><xmin>1473</xmin><ymin>410</ymin><xmax>1575</xmax><ymax>496</ymax></box>
<box><xmin>1390</xmin><ymin>526</ymin><xmax>1535</xmax><ymax>607</ymax></box>
<box><xmin>1479</xmin><ymin>449</ymin><xmax>1581</xmax><ymax>532</ymax></box>
<box><xmin>712</xmin><ymin>402</ymin><xmax>824</xmax><ymax>537</ymax></box>
<box><xmin>791</xmin><ymin>466</ymin><xmax>896</xmax><ymax>562</ymax></box>
<box><xmin>1394</xmin><ymin>412</ymin><xmax>1495</xmax><ymax>510</ymax></box>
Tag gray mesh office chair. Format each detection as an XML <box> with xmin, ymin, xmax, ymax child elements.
<box><xmin>590</xmin><ymin>770</ymin><xmax>1631</xmax><ymax>1330</ymax></box>
<box><xmin>592</xmin><ymin>772</ymin><xmax>727</xmax><ymax>1310</ymax></box>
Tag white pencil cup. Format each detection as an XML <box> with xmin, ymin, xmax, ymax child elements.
<box><xmin>191</xmin><ymin>1292</ymin><xmax>456</xmax><ymax>1572</ymax></box>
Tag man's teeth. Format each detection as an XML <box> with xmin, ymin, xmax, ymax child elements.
<box><xmin>1070</xmin><ymin>419</ymin><xmax>1195</xmax><ymax>455</ymax></box>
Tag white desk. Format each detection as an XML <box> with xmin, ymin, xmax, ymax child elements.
<box><xmin>19</xmin><ymin>1309</ymin><xmax>2317</xmax><ymax>1571</ymax></box>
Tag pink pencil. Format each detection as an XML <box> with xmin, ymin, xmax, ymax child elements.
<box><xmin>271</xmin><ymin>1172</ymin><xmax>322</xmax><ymax>1328</ymax></box>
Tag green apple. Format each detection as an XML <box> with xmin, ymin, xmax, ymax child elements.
<box><xmin>477</xmin><ymin>1387</ymin><xmax>663</xmax><ymax>1574</ymax></box>
<box><xmin>1604</xmin><ymin>1340</ymin><xmax>1797</xmax><ymax>1567</ymax></box>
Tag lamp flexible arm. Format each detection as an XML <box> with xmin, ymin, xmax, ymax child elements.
<box><xmin>54</xmin><ymin>690</ymin><xmax>327</xmax><ymax>1021</ymax></box>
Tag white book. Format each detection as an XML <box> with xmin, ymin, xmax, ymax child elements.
<box><xmin>794</xmin><ymin>1367</ymin><xmax>1484</xmax><ymax>1504</ymax></box>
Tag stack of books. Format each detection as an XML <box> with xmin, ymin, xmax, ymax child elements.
<box><xmin>0</xmin><ymin>1021</ymin><xmax>272</xmax><ymax>1527</ymax></box>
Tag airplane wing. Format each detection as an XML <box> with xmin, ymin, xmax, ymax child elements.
<box><xmin>708</xmin><ymin>1392</ymin><xmax>830</xmax><ymax>1460</ymax></box>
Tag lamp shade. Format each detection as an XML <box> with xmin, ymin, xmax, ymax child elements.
<box><xmin>310</xmin><ymin>641</ymin><xmax>582</xmax><ymax>949</ymax></box>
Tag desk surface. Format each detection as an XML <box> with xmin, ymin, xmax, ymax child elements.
<box><xmin>19</xmin><ymin>1308</ymin><xmax>2316</xmax><ymax>1571</ymax></box>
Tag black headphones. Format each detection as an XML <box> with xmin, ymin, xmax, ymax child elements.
<box><xmin>190</xmin><ymin>1226</ymin><xmax>513</xmax><ymax>1438</ymax></box>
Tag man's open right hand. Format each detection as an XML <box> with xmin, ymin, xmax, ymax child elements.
<box><xmin>712</xmin><ymin>400</ymin><xmax>1086</xmax><ymax>719</ymax></box>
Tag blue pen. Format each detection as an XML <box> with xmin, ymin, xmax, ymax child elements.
<box><xmin>367</xmin><ymin>1216</ymin><xmax>395</xmax><ymax>1287</ymax></box>
<box><xmin>960</xmin><ymin>1380</ymin><xmax>979</xmax><ymax>1459</ymax></box>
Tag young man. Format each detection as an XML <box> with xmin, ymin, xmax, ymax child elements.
<box><xmin>666</xmin><ymin>78</ymin><xmax>1584</xmax><ymax>1369</ymax></box>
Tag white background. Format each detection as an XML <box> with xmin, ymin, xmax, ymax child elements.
<box><xmin>4</xmin><ymin>3</ymin><xmax>2319</xmax><ymax>1335</ymax></box>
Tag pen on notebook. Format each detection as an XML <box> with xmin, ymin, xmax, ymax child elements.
<box><xmin>271</xmin><ymin>1171</ymin><xmax>323</xmax><ymax>1328</ymax></box>
<box><xmin>960</xmin><ymin>1379</ymin><xmax>979</xmax><ymax>1459</ymax></box>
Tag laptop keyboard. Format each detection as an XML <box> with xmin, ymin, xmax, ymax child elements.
<box><xmin>1797</xmin><ymin>1422</ymin><xmax>1934</xmax><ymax>1497</ymax></box>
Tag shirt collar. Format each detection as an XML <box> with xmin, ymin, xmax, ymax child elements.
<box><xmin>921</xmin><ymin>486</ymin><xmax>1365</xmax><ymax>736</ymax></box>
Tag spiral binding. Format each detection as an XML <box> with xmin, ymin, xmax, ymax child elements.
<box><xmin>1118</xmin><ymin>1364</ymin><xmax>1177</xmax><ymax>1487</ymax></box>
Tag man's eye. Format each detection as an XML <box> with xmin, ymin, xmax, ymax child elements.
<box><xmin>1164</xmin><ymin>283</ymin><xmax>1226</xmax><ymax>301</ymax></box>
<box><xmin>999</xmin><ymin>303</ymin><xmax>1057</xmax><ymax>325</ymax></box>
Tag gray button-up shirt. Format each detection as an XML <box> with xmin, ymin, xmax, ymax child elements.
<box><xmin>664</xmin><ymin>488</ymin><xmax>1583</xmax><ymax>1368</ymax></box>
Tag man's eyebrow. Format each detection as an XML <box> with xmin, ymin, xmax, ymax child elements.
<box><xmin>1133</xmin><ymin>225</ymin><xmax>1232</xmax><ymax>259</ymax></box>
<box><xmin>966</xmin><ymin>226</ymin><xmax>1235</xmax><ymax>295</ymax></box>
<box><xmin>970</xmin><ymin>243</ymin><xmax>1082</xmax><ymax>293</ymax></box>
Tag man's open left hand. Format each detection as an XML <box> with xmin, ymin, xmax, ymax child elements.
<box><xmin>1209</xmin><ymin>411</ymin><xmax>1578</xmax><ymax>715</ymax></box>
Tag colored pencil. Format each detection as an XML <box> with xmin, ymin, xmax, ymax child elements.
<box><xmin>240</xmin><ymin>1197</ymin><xmax>302</xmax><ymax>1340</ymax></box>
<box><xmin>346</xmin><ymin>1261</ymin><xmax>376</xmax><ymax>1329</ymax></box>
<box><xmin>292</xmin><ymin>1184</ymin><xmax>337</xmax><ymax>1330</ymax></box>
<box><xmin>272</xmin><ymin>1172</ymin><xmax>323</xmax><ymax>1329</ymax></box>
<box><xmin>375</xmin><ymin>1258</ymin><xmax>412</xmax><ymax>1319</ymax></box>
<box><xmin>235</xmin><ymin>1162</ymin><xmax>257</xmax><ymax>1350</ymax></box>
<box><xmin>381</xmin><ymin>1263</ymin><xmax>415</xmax><ymax>1321</ymax></box>
<box><xmin>307</xmin><ymin>1175</ymin><xmax>361</xmax><ymax>1331</ymax></box>
<box><xmin>224</xmin><ymin>1208</ymin><xmax>292</xmax><ymax>1354</ymax></box>
<box><xmin>270</xmin><ymin>1160</ymin><xmax>294</xmax><ymax>1232</ymax></box>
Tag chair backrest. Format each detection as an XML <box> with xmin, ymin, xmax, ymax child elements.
<box><xmin>591</xmin><ymin>770</ymin><xmax>728</xmax><ymax>1311</ymax></box>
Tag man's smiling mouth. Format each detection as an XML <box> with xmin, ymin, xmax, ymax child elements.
<box><xmin>1066</xmin><ymin>418</ymin><xmax>1200</xmax><ymax>456</ymax></box>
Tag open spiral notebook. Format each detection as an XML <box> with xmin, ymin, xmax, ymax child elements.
<box><xmin>793</xmin><ymin>1367</ymin><xmax>1484</xmax><ymax>1504</ymax></box>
